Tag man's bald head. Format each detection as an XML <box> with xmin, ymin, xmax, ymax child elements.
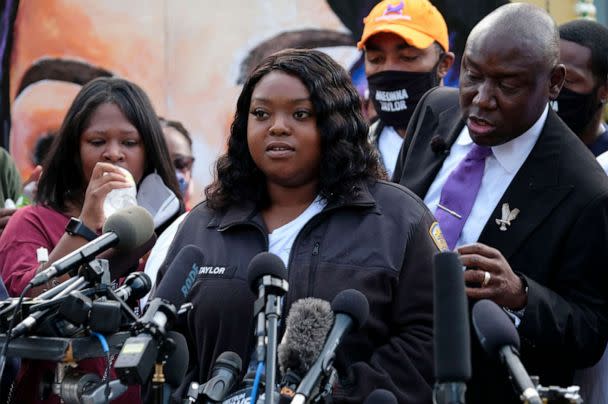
<box><xmin>467</xmin><ymin>3</ymin><xmax>560</xmax><ymax>72</ymax></box>
<box><xmin>458</xmin><ymin>3</ymin><xmax>565</xmax><ymax>147</ymax></box>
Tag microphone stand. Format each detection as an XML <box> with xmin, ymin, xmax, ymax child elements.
<box><xmin>152</xmin><ymin>362</ymin><xmax>166</xmax><ymax>404</ymax></box>
<box><xmin>260</xmin><ymin>275</ymin><xmax>288</xmax><ymax>404</ymax></box>
<box><xmin>266</xmin><ymin>293</ymin><xmax>281</xmax><ymax>404</ymax></box>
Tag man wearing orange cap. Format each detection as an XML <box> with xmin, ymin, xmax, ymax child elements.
<box><xmin>359</xmin><ymin>0</ymin><xmax>454</xmax><ymax>179</ymax></box>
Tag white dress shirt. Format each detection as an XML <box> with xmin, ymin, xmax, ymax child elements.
<box><xmin>378</xmin><ymin>125</ymin><xmax>404</xmax><ymax>179</ymax></box>
<box><xmin>424</xmin><ymin>105</ymin><xmax>549</xmax><ymax>247</ymax></box>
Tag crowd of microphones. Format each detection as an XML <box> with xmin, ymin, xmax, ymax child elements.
<box><xmin>0</xmin><ymin>205</ymin><xmax>587</xmax><ymax>403</ymax></box>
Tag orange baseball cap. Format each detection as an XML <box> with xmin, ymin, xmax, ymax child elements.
<box><xmin>358</xmin><ymin>0</ymin><xmax>449</xmax><ymax>52</ymax></box>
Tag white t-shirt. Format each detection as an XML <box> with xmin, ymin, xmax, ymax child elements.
<box><xmin>597</xmin><ymin>149</ymin><xmax>608</xmax><ymax>175</ymax></box>
<box><xmin>141</xmin><ymin>211</ymin><xmax>188</xmax><ymax>308</ymax></box>
<box><xmin>268</xmin><ymin>196</ymin><xmax>326</xmax><ymax>269</ymax></box>
<box><xmin>378</xmin><ymin>126</ymin><xmax>404</xmax><ymax>179</ymax></box>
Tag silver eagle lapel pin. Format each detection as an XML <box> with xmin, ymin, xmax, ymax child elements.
<box><xmin>495</xmin><ymin>203</ymin><xmax>520</xmax><ymax>231</ymax></box>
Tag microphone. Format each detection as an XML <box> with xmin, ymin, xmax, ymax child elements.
<box><xmin>364</xmin><ymin>389</ymin><xmax>398</xmax><ymax>404</ymax></box>
<box><xmin>10</xmin><ymin>276</ymin><xmax>89</xmax><ymax>338</ymax></box>
<box><xmin>114</xmin><ymin>272</ymin><xmax>152</xmax><ymax>304</ymax></box>
<box><xmin>247</xmin><ymin>252</ymin><xmax>289</xmax><ymax>404</ymax></box>
<box><xmin>114</xmin><ymin>297</ymin><xmax>178</xmax><ymax>385</ymax></box>
<box><xmin>101</xmin><ymin>232</ymin><xmax>157</xmax><ymax>279</ymax></box>
<box><xmin>433</xmin><ymin>252</ymin><xmax>470</xmax><ymax>404</ymax></box>
<box><xmin>430</xmin><ymin>135</ymin><xmax>449</xmax><ymax>155</ymax></box>
<box><xmin>30</xmin><ymin>206</ymin><xmax>154</xmax><ymax>287</ymax></box>
<box><xmin>164</xmin><ymin>331</ymin><xmax>190</xmax><ymax>388</ymax></box>
<box><xmin>247</xmin><ymin>252</ymin><xmax>288</xmax><ymax>361</ymax></box>
<box><xmin>278</xmin><ymin>298</ymin><xmax>334</xmax><ymax>397</ymax></box>
<box><xmin>199</xmin><ymin>351</ymin><xmax>242</xmax><ymax>403</ymax></box>
<box><xmin>472</xmin><ymin>300</ymin><xmax>542</xmax><ymax>404</ymax></box>
<box><xmin>154</xmin><ymin>245</ymin><xmax>205</xmax><ymax>309</ymax></box>
<box><xmin>291</xmin><ymin>289</ymin><xmax>369</xmax><ymax>404</ymax></box>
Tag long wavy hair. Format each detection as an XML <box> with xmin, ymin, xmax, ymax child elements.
<box><xmin>36</xmin><ymin>77</ymin><xmax>183</xmax><ymax>213</ymax></box>
<box><xmin>206</xmin><ymin>49</ymin><xmax>383</xmax><ymax>211</ymax></box>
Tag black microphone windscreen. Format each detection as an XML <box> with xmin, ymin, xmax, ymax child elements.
<box><xmin>472</xmin><ymin>299</ymin><xmax>520</xmax><ymax>358</ymax></box>
<box><xmin>433</xmin><ymin>252</ymin><xmax>471</xmax><ymax>382</ymax></box>
<box><xmin>215</xmin><ymin>351</ymin><xmax>243</xmax><ymax>373</ymax></box>
<box><xmin>155</xmin><ymin>245</ymin><xmax>204</xmax><ymax>307</ymax></box>
<box><xmin>102</xmin><ymin>205</ymin><xmax>155</xmax><ymax>250</ymax></box>
<box><xmin>121</xmin><ymin>272</ymin><xmax>152</xmax><ymax>300</ymax></box>
<box><xmin>164</xmin><ymin>331</ymin><xmax>190</xmax><ymax>388</ymax></box>
<box><xmin>278</xmin><ymin>298</ymin><xmax>334</xmax><ymax>377</ymax></box>
<box><xmin>363</xmin><ymin>389</ymin><xmax>398</xmax><ymax>404</ymax></box>
<box><xmin>246</xmin><ymin>252</ymin><xmax>287</xmax><ymax>293</ymax></box>
<box><xmin>330</xmin><ymin>289</ymin><xmax>369</xmax><ymax>330</ymax></box>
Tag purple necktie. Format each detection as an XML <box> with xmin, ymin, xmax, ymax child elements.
<box><xmin>435</xmin><ymin>144</ymin><xmax>492</xmax><ymax>250</ymax></box>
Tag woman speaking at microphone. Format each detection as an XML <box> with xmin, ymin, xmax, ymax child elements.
<box><xmin>156</xmin><ymin>49</ymin><xmax>439</xmax><ymax>403</ymax></box>
<box><xmin>0</xmin><ymin>77</ymin><xmax>183</xmax><ymax>403</ymax></box>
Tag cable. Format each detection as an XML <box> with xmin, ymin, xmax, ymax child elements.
<box><xmin>250</xmin><ymin>361</ymin><xmax>264</xmax><ymax>404</ymax></box>
<box><xmin>0</xmin><ymin>283</ymin><xmax>32</xmax><ymax>398</ymax></box>
<box><xmin>91</xmin><ymin>331</ymin><xmax>111</xmax><ymax>404</ymax></box>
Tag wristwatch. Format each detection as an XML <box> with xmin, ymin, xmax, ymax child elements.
<box><xmin>65</xmin><ymin>218</ymin><xmax>98</xmax><ymax>242</ymax></box>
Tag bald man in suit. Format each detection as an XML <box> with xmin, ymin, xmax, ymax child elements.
<box><xmin>393</xmin><ymin>4</ymin><xmax>608</xmax><ymax>403</ymax></box>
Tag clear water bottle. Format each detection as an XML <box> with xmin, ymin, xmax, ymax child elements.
<box><xmin>103</xmin><ymin>166</ymin><xmax>137</xmax><ymax>218</ymax></box>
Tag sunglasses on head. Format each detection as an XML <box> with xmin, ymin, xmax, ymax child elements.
<box><xmin>174</xmin><ymin>155</ymin><xmax>195</xmax><ymax>171</ymax></box>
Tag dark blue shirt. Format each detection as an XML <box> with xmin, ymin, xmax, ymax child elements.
<box><xmin>589</xmin><ymin>127</ymin><xmax>608</xmax><ymax>157</ymax></box>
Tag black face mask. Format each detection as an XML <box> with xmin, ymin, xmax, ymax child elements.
<box><xmin>367</xmin><ymin>69</ymin><xmax>439</xmax><ymax>131</ymax></box>
<box><xmin>555</xmin><ymin>86</ymin><xmax>603</xmax><ymax>135</ymax></box>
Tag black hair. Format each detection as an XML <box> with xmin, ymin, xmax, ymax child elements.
<box><xmin>559</xmin><ymin>19</ymin><xmax>608</xmax><ymax>85</ymax></box>
<box><xmin>159</xmin><ymin>117</ymin><xmax>193</xmax><ymax>148</ymax></box>
<box><xmin>16</xmin><ymin>58</ymin><xmax>113</xmax><ymax>98</ymax></box>
<box><xmin>206</xmin><ymin>48</ymin><xmax>382</xmax><ymax>211</ymax></box>
<box><xmin>32</xmin><ymin>132</ymin><xmax>56</xmax><ymax>166</ymax></box>
<box><xmin>36</xmin><ymin>77</ymin><xmax>183</xmax><ymax>212</ymax></box>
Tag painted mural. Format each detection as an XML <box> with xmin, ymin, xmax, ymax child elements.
<box><xmin>0</xmin><ymin>0</ymin><xmax>506</xmax><ymax>205</ymax></box>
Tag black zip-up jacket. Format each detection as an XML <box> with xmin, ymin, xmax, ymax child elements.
<box><xmin>157</xmin><ymin>180</ymin><xmax>440</xmax><ymax>403</ymax></box>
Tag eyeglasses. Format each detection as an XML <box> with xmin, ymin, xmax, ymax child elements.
<box><xmin>173</xmin><ymin>155</ymin><xmax>195</xmax><ymax>171</ymax></box>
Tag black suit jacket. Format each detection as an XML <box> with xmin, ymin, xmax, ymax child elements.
<box><xmin>393</xmin><ymin>87</ymin><xmax>608</xmax><ymax>403</ymax></box>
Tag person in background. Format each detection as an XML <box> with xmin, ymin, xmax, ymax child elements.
<box><xmin>393</xmin><ymin>4</ymin><xmax>608</xmax><ymax>403</ymax></box>
<box><xmin>0</xmin><ymin>147</ymin><xmax>21</xmax><ymax>236</ymax></box>
<box><xmin>159</xmin><ymin>117</ymin><xmax>195</xmax><ymax>209</ymax></box>
<box><xmin>0</xmin><ymin>77</ymin><xmax>182</xmax><ymax>403</ymax></box>
<box><xmin>155</xmin><ymin>49</ymin><xmax>440</xmax><ymax>402</ymax></box>
<box><xmin>358</xmin><ymin>0</ymin><xmax>454</xmax><ymax>178</ymax></box>
<box><xmin>558</xmin><ymin>18</ymin><xmax>608</xmax><ymax>404</ymax></box>
<box><xmin>0</xmin><ymin>147</ymin><xmax>20</xmax><ymax>404</ymax></box>
<box><xmin>555</xmin><ymin>19</ymin><xmax>608</xmax><ymax>156</ymax></box>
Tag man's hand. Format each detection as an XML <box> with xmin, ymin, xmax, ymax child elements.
<box><xmin>0</xmin><ymin>208</ymin><xmax>17</xmax><ymax>237</ymax></box>
<box><xmin>458</xmin><ymin>243</ymin><xmax>527</xmax><ymax>310</ymax></box>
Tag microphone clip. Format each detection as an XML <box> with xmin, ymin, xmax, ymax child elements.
<box><xmin>79</xmin><ymin>258</ymin><xmax>111</xmax><ymax>286</ymax></box>
<box><xmin>430</xmin><ymin>135</ymin><xmax>449</xmax><ymax>155</ymax></box>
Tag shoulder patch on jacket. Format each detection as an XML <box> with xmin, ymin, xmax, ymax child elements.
<box><xmin>429</xmin><ymin>221</ymin><xmax>448</xmax><ymax>251</ymax></box>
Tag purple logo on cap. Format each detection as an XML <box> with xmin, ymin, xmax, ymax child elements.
<box><xmin>384</xmin><ymin>0</ymin><xmax>404</xmax><ymax>15</ymax></box>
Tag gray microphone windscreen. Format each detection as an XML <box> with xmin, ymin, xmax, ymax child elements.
<box><xmin>278</xmin><ymin>297</ymin><xmax>334</xmax><ymax>377</ymax></box>
<box><xmin>103</xmin><ymin>205</ymin><xmax>155</xmax><ymax>250</ymax></box>
<box><xmin>472</xmin><ymin>299</ymin><xmax>520</xmax><ymax>357</ymax></box>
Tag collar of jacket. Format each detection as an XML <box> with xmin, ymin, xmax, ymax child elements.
<box><xmin>208</xmin><ymin>180</ymin><xmax>378</xmax><ymax>231</ymax></box>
